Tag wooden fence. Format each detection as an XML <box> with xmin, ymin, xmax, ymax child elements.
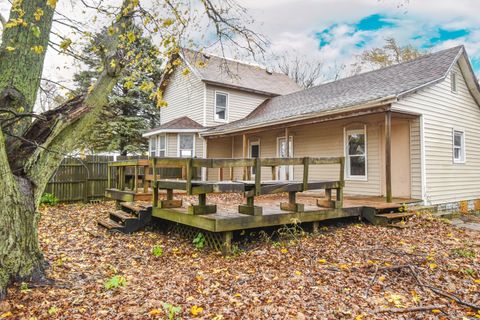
<box><xmin>44</xmin><ymin>155</ymin><xmax>113</xmax><ymax>202</ymax></box>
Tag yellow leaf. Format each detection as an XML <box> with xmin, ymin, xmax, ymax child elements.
<box><xmin>0</xmin><ymin>312</ymin><xmax>13</xmax><ymax>319</ymax></box>
<box><xmin>148</xmin><ymin>309</ymin><xmax>162</xmax><ymax>316</ymax></box>
<box><xmin>431</xmin><ymin>309</ymin><xmax>441</xmax><ymax>314</ymax></box>
<box><xmin>318</xmin><ymin>259</ymin><xmax>327</xmax><ymax>264</ymax></box>
<box><xmin>30</xmin><ymin>45</ymin><xmax>44</xmax><ymax>54</ymax></box>
<box><xmin>181</xmin><ymin>68</ymin><xmax>190</xmax><ymax>76</ymax></box>
<box><xmin>378</xmin><ymin>275</ymin><xmax>386</xmax><ymax>282</ymax></box>
<box><xmin>5</xmin><ymin>46</ymin><xmax>15</xmax><ymax>52</ymax></box>
<box><xmin>110</xmin><ymin>59</ymin><xmax>116</xmax><ymax>69</ymax></box>
<box><xmin>429</xmin><ymin>263</ymin><xmax>437</xmax><ymax>270</ymax></box>
<box><xmin>233</xmin><ymin>293</ymin><xmax>241</xmax><ymax>297</ymax></box>
<box><xmin>59</xmin><ymin>38</ymin><xmax>72</xmax><ymax>51</ymax></box>
<box><xmin>127</xmin><ymin>31</ymin><xmax>136</xmax><ymax>43</ymax></box>
<box><xmin>186</xmin><ymin>296</ymin><xmax>194</xmax><ymax>301</ymax></box>
<box><xmin>190</xmin><ymin>305</ymin><xmax>203</xmax><ymax>317</ymax></box>
<box><xmin>294</xmin><ymin>270</ymin><xmax>302</xmax><ymax>275</ymax></box>
<box><xmin>162</xmin><ymin>18</ymin><xmax>174</xmax><ymax>27</ymax></box>
<box><xmin>123</xmin><ymin>80</ymin><xmax>134</xmax><ymax>90</ymax></box>
<box><xmin>280</xmin><ymin>248</ymin><xmax>288</xmax><ymax>254</ymax></box>
<box><xmin>34</xmin><ymin>8</ymin><xmax>44</xmax><ymax>21</ymax></box>
<box><xmin>47</xmin><ymin>0</ymin><xmax>57</xmax><ymax>9</ymax></box>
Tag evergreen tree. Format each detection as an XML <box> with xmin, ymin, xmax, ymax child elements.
<box><xmin>73</xmin><ymin>29</ymin><xmax>162</xmax><ymax>156</ymax></box>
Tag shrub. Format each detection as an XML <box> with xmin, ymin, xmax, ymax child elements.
<box><xmin>40</xmin><ymin>193</ymin><xmax>59</xmax><ymax>206</ymax></box>
<box><xmin>193</xmin><ymin>233</ymin><xmax>205</xmax><ymax>249</ymax></box>
<box><xmin>104</xmin><ymin>275</ymin><xmax>126</xmax><ymax>290</ymax></box>
<box><xmin>152</xmin><ymin>245</ymin><xmax>163</xmax><ymax>257</ymax></box>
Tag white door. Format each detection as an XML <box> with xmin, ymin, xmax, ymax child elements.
<box><xmin>277</xmin><ymin>137</ymin><xmax>293</xmax><ymax>180</ymax></box>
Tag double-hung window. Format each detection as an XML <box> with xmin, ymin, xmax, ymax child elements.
<box><xmin>149</xmin><ymin>136</ymin><xmax>157</xmax><ymax>157</ymax></box>
<box><xmin>179</xmin><ymin>134</ymin><xmax>194</xmax><ymax>158</ymax></box>
<box><xmin>157</xmin><ymin>135</ymin><xmax>166</xmax><ymax>157</ymax></box>
<box><xmin>453</xmin><ymin>130</ymin><xmax>465</xmax><ymax>163</ymax></box>
<box><xmin>215</xmin><ymin>92</ymin><xmax>228</xmax><ymax>122</ymax></box>
<box><xmin>345</xmin><ymin>128</ymin><xmax>367</xmax><ymax>180</ymax></box>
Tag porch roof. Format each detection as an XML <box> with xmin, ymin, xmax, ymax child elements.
<box><xmin>143</xmin><ymin>117</ymin><xmax>205</xmax><ymax>137</ymax></box>
<box><xmin>203</xmin><ymin>46</ymin><xmax>468</xmax><ymax>137</ymax></box>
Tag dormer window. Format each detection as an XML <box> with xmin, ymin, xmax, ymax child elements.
<box><xmin>451</xmin><ymin>71</ymin><xmax>457</xmax><ymax>93</ymax></box>
<box><xmin>215</xmin><ymin>92</ymin><xmax>228</xmax><ymax>122</ymax></box>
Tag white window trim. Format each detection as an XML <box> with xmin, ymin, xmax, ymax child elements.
<box><xmin>344</xmin><ymin>125</ymin><xmax>368</xmax><ymax>181</ymax></box>
<box><xmin>177</xmin><ymin>133</ymin><xmax>196</xmax><ymax>158</ymax></box>
<box><xmin>452</xmin><ymin>129</ymin><xmax>466</xmax><ymax>164</ymax></box>
<box><xmin>157</xmin><ymin>134</ymin><xmax>167</xmax><ymax>157</ymax></box>
<box><xmin>149</xmin><ymin>136</ymin><xmax>157</xmax><ymax>158</ymax></box>
<box><xmin>214</xmin><ymin>91</ymin><xmax>229</xmax><ymax>123</ymax></box>
<box><xmin>451</xmin><ymin>71</ymin><xmax>458</xmax><ymax>93</ymax></box>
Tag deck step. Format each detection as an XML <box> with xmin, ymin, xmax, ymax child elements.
<box><xmin>110</xmin><ymin>210</ymin><xmax>137</xmax><ymax>222</ymax></box>
<box><xmin>98</xmin><ymin>218</ymin><xmax>124</xmax><ymax>231</ymax></box>
<box><xmin>121</xmin><ymin>202</ymin><xmax>148</xmax><ymax>214</ymax></box>
<box><xmin>378</xmin><ymin>212</ymin><xmax>415</xmax><ymax>219</ymax></box>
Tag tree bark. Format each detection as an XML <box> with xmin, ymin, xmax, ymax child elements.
<box><xmin>0</xmin><ymin>0</ymin><xmax>133</xmax><ymax>298</ymax></box>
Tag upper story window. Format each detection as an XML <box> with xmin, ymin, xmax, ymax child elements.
<box><xmin>345</xmin><ymin>127</ymin><xmax>367</xmax><ymax>180</ymax></box>
<box><xmin>451</xmin><ymin>71</ymin><xmax>457</xmax><ymax>93</ymax></box>
<box><xmin>179</xmin><ymin>134</ymin><xmax>194</xmax><ymax>158</ymax></box>
<box><xmin>453</xmin><ymin>130</ymin><xmax>465</xmax><ymax>163</ymax></box>
<box><xmin>157</xmin><ymin>135</ymin><xmax>166</xmax><ymax>157</ymax></box>
<box><xmin>215</xmin><ymin>92</ymin><xmax>228</xmax><ymax>122</ymax></box>
<box><xmin>149</xmin><ymin>136</ymin><xmax>157</xmax><ymax>157</ymax></box>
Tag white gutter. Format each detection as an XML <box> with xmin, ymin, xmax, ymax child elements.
<box><xmin>143</xmin><ymin>128</ymin><xmax>206</xmax><ymax>138</ymax></box>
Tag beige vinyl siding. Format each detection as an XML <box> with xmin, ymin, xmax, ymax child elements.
<box><xmin>166</xmin><ymin>133</ymin><xmax>177</xmax><ymax>157</ymax></box>
<box><xmin>409</xmin><ymin>118</ymin><xmax>422</xmax><ymax>199</ymax></box>
<box><xmin>205</xmin><ymin>84</ymin><xmax>268</xmax><ymax>127</ymax></box>
<box><xmin>206</xmin><ymin>115</ymin><xmax>385</xmax><ymax>196</ymax></box>
<box><xmin>161</xmin><ymin>64</ymin><xmax>205</xmax><ymax>125</ymax></box>
<box><xmin>195</xmin><ymin>135</ymin><xmax>204</xmax><ymax>158</ymax></box>
<box><xmin>393</xmin><ymin>63</ymin><xmax>480</xmax><ymax>204</ymax></box>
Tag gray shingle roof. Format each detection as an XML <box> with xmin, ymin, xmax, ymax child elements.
<box><xmin>205</xmin><ymin>46</ymin><xmax>464</xmax><ymax>136</ymax></box>
<box><xmin>181</xmin><ymin>49</ymin><xmax>301</xmax><ymax>96</ymax></box>
<box><xmin>145</xmin><ymin>117</ymin><xmax>204</xmax><ymax>134</ymax></box>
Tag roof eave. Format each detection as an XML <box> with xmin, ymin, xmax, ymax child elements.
<box><xmin>143</xmin><ymin>128</ymin><xmax>206</xmax><ymax>137</ymax></box>
<box><xmin>202</xmin><ymin>79</ymin><xmax>280</xmax><ymax>97</ymax></box>
<box><xmin>201</xmin><ymin>96</ymin><xmax>398</xmax><ymax>137</ymax></box>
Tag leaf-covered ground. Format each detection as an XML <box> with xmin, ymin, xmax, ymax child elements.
<box><xmin>1</xmin><ymin>199</ymin><xmax>480</xmax><ymax>319</ymax></box>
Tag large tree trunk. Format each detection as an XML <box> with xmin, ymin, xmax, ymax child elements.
<box><xmin>0</xmin><ymin>0</ymin><xmax>134</xmax><ymax>298</ymax></box>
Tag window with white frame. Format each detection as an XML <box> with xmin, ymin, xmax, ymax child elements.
<box><xmin>214</xmin><ymin>92</ymin><xmax>228</xmax><ymax>121</ymax></box>
<box><xmin>149</xmin><ymin>136</ymin><xmax>157</xmax><ymax>157</ymax></box>
<box><xmin>451</xmin><ymin>71</ymin><xmax>457</xmax><ymax>93</ymax></box>
<box><xmin>453</xmin><ymin>130</ymin><xmax>465</xmax><ymax>163</ymax></box>
<box><xmin>157</xmin><ymin>135</ymin><xmax>166</xmax><ymax>157</ymax></box>
<box><xmin>179</xmin><ymin>134</ymin><xmax>194</xmax><ymax>157</ymax></box>
<box><xmin>345</xmin><ymin>128</ymin><xmax>367</xmax><ymax>179</ymax></box>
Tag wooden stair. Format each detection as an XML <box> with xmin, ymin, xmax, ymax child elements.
<box><xmin>361</xmin><ymin>206</ymin><xmax>415</xmax><ymax>226</ymax></box>
<box><xmin>97</xmin><ymin>202</ymin><xmax>152</xmax><ymax>234</ymax></box>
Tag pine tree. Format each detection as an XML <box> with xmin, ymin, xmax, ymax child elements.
<box><xmin>73</xmin><ymin>29</ymin><xmax>161</xmax><ymax>156</ymax></box>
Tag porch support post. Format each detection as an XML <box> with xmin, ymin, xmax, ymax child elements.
<box><xmin>285</xmin><ymin>127</ymin><xmax>289</xmax><ymax>180</ymax></box>
<box><xmin>385</xmin><ymin>110</ymin><xmax>392</xmax><ymax>203</ymax></box>
<box><xmin>242</xmin><ymin>134</ymin><xmax>248</xmax><ymax>180</ymax></box>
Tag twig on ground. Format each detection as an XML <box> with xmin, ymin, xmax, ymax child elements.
<box><xmin>374</xmin><ymin>304</ymin><xmax>446</xmax><ymax>314</ymax></box>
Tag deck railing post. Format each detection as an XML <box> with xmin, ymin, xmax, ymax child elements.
<box><xmin>303</xmin><ymin>157</ymin><xmax>310</xmax><ymax>191</ymax></box>
<box><xmin>254</xmin><ymin>158</ymin><xmax>261</xmax><ymax>196</ymax></box>
<box><xmin>107</xmin><ymin>164</ymin><xmax>111</xmax><ymax>189</ymax></box>
<box><xmin>134</xmin><ymin>165</ymin><xmax>138</xmax><ymax>193</ymax></box>
<box><xmin>152</xmin><ymin>158</ymin><xmax>158</xmax><ymax>207</ymax></box>
<box><xmin>186</xmin><ymin>158</ymin><xmax>193</xmax><ymax>195</ymax></box>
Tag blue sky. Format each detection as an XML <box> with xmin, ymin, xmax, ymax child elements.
<box><xmin>242</xmin><ymin>0</ymin><xmax>480</xmax><ymax>80</ymax></box>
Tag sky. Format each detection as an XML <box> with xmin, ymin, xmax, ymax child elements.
<box><xmin>239</xmin><ymin>0</ymin><xmax>480</xmax><ymax>80</ymax></box>
<box><xmin>1</xmin><ymin>0</ymin><xmax>479</xmax><ymax>86</ymax></box>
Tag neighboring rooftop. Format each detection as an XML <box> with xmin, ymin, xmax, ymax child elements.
<box><xmin>178</xmin><ymin>49</ymin><xmax>301</xmax><ymax>96</ymax></box>
<box><xmin>205</xmin><ymin>45</ymin><xmax>475</xmax><ymax>136</ymax></box>
<box><xmin>143</xmin><ymin>117</ymin><xmax>204</xmax><ymax>137</ymax></box>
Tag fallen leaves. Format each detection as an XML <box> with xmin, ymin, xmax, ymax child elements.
<box><xmin>1</xmin><ymin>200</ymin><xmax>479</xmax><ymax>319</ymax></box>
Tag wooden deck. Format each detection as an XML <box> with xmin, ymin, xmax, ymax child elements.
<box><xmin>101</xmin><ymin>156</ymin><xmax>417</xmax><ymax>253</ymax></box>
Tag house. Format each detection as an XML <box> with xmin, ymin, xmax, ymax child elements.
<box><xmin>144</xmin><ymin>46</ymin><xmax>480</xmax><ymax>207</ymax></box>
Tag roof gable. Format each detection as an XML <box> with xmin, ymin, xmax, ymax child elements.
<box><xmin>178</xmin><ymin>49</ymin><xmax>301</xmax><ymax>96</ymax></box>
<box><xmin>205</xmin><ymin>46</ymin><xmax>480</xmax><ymax>136</ymax></box>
